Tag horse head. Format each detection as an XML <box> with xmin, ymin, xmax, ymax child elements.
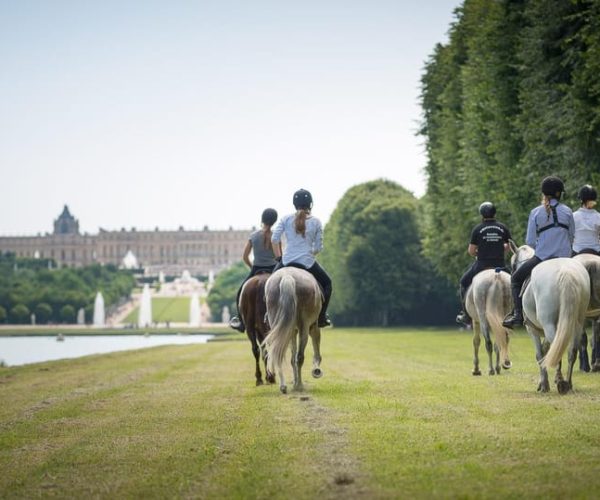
<box><xmin>510</xmin><ymin>241</ymin><xmax>535</xmax><ymax>273</ymax></box>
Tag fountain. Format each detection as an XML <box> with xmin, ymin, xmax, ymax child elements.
<box><xmin>77</xmin><ymin>307</ymin><xmax>85</xmax><ymax>325</ymax></box>
<box><xmin>221</xmin><ymin>305</ymin><xmax>230</xmax><ymax>324</ymax></box>
<box><xmin>138</xmin><ymin>284</ymin><xmax>153</xmax><ymax>328</ymax></box>
<box><xmin>200</xmin><ymin>302</ymin><xmax>212</xmax><ymax>323</ymax></box>
<box><xmin>93</xmin><ymin>292</ymin><xmax>105</xmax><ymax>327</ymax></box>
<box><xmin>189</xmin><ymin>293</ymin><xmax>201</xmax><ymax>327</ymax></box>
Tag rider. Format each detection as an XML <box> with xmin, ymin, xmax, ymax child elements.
<box><xmin>502</xmin><ymin>175</ymin><xmax>575</xmax><ymax>328</ymax></box>
<box><xmin>456</xmin><ymin>201</ymin><xmax>512</xmax><ymax>326</ymax></box>
<box><xmin>229</xmin><ymin>208</ymin><xmax>280</xmax><ymax>332</ymax></box>
<box><xmin>271</xmin><ymin>188</ymin><xmax>332</xmax><ymax>328</ymax></box>
<box><xmin>573</xmin><ymin>184</ymin><xmax>600</xmax><ymax>256</ymax></box>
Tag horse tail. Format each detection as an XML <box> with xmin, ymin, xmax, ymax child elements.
<box><xmin>487</xmin><ymin>272</ymin><xmax>509</xmax><ymax>361</ymax></box>
<box><xmin>264</xmin><ymin>274</ymin><xmax>297</xmax><ymax>374</ymax></box>
<box><xmin>542</xmin><ymin>271</ymin><xmax>586</xmax><ymax>370</ymax></box>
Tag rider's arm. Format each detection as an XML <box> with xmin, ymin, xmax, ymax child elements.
<box><xmin>242</xmin><ymin>240</ymin><xmax>252</xmax><ymax>268</ymax></box>
<box><xmin>468</xmin><ymin>244</ymin><xmax>478</xmax><ymax>257</ymax></box>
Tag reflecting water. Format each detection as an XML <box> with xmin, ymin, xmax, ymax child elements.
<box><xmin>0</xmin><ymin>334</ymin><xmax>213</xmax><ymax>367</ymax></box>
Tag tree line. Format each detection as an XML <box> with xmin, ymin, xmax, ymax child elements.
<box><xmin>0</xmin><ymin>253</ymin><xmax>136</xmax><ymax>324</ymax></box>
<box><xmin>420</xmin><ymin>0</ymin><xmax>600</xmax><ymax>281</ymax></box>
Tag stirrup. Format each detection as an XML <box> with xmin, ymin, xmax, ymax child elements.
<box><xmin>229</xmin><ymin>316</ymin><xmax>244</xmax><ymax>332</ymax></box>
<box><xmin>456</xmin><ymin>312</ymin><xmax>471</xmax><ymax>326</ymax></box>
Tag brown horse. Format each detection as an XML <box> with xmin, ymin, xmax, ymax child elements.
<box><xmin>239</xmin><ymin>273</ymin><xmax>275</xmax><ymax>386</ymax></box>
<box><xmin>263</xmin><ymin>267</ymin><xmax>323</xmax><ymax>394</ymax></box>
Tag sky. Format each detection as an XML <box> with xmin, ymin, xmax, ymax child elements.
<box><xmin>1</xmin><ymin>1</ymin><xmax>461</xmax><ymax>235</ymax></box>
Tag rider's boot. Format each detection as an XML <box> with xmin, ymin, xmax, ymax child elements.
<box><xmin>318</xmin><ymin>312</ymin><xmax>331</xmax><ymax>328</ymax></box>
<box><xmin>455</xmin><ymin>285</ymin><xmax>471</xmax><ymax>326</ymax></box>
<box><xmin>502</xmin><ymin>285</ymin><xmax>524</xmax><ymax>328</ymax></box>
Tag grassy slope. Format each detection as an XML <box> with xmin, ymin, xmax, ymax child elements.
<box><xmin>2</xmin><ymin>327</ymin><xmax>600</xmax><ymax>498</ymax></box>
<box><xmin>124</xmin><ymin>297</ymin><xmax>193</xmax><ymax>323</ymax></box>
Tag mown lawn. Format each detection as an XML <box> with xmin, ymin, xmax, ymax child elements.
<box><xmin>2</xmin><ymin>327</ymin><xmax>600</xmax><ymax>499</ymax></box>
<box><xmin>124</xmin><ymin>297</ymin><xmax>195</xmax><ymax>323</ymax></box>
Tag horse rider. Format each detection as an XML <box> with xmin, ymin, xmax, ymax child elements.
<box><xmin>502</xmin><ymin>175</ymin><xmax>575</xmax><ymax>328</ymax></box>
<box><xmin>572</xmin><ymin>184</ymin><xmax>600</xmax><ymax>256</ymax></box>
<box><xmin>271</xmin><ymin>188</ymin><xmax>332</xmax><ymax>328</ymax></box>
<box><xmin>456</xmin><ymin>201</ymin><xmax>512</xmax><ymax>326</ymax></box>
<box><xmin>229</xmin><ymin>208</ymin><xmax>281</xmax><ymax>332</ymax></box>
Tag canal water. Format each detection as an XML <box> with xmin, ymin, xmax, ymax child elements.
<box><xmin>0</xmin><ymin>334</ymin><xmax>213</xmax><ymax>367</ymax></box>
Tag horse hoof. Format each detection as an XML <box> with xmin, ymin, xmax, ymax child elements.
<box><xmin>312</xmin><ymin>368</ymin><xmax>323</xmax><ymax>379</ymax></box>
<box><xmin>557</xmin><ymin>380</ymin><xmax>571</xmax><ymax>395</ymax></box>
<box><xmin>537</xmin><ymin>383</ymin><xmax>550</xmax><ymax>393</ymax></box>
<box><xmin>280</xmin><ymin>385</ymin><xmax>287</xmax><ymax>394</ymax></box>
<box><xmin>266</xmin><ymin>375</ymin><xmax>276</xmax><ymax>384</ymax></box>
<box><xmin>495</xmin><ymin>367</ymin><xmax>501</xmax><ymax>375</ymax></box>
<box><xmin>256</xmin><ymin>380</ymin><xmax>264</xmax><ymax>386</ymax></box>
<box><xmin>489</xmin><ymin>370</ymin><xmax>495</xmax><ymax>376</ymax></box>
<box><xmin>593</xmin><ymin>364</ymin><xmax>600</xmax><ymax>373</ymax></box>
<box><xmin>472</xmin><ymin>370</ymin><xmax>482</xmax><ymax>376</ymax></box>
<box><xmin>502</xmin><ymin>361</ymin><xmax>512</xmax><ymax>370</ymax></box>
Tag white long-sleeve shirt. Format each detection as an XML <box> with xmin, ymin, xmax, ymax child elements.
<box><xmin>271</xmin><ymin>213</ymin><xmax>323</xmax><ymax>268</ymax></box>
<box><xmin>573</xmin><ymin>207</ymin><xmax>600</xmax><ymax>253</ymax></box>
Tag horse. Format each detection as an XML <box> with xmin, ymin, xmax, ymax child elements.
<box><xmin>573</xmin><ymin>253</ymin><xmax>600</xmax><ymax>372</ymax></box>
<box><xmin>262</xmin><ymin>266</ymin><xmax>323</xmax><ymax>394</ymax></box>
<box><xmin>465</xmin><ymin>268</ymin><xmax>512</xmax><ymax>376</ymax></box>
<box><xmin>512</xmin><ymin>244</ymin><xmax>590</xmax><ymax>393</ymax></box>
<box><xmin>239</xmin><ymin>273</ymin><xmax>275</xmax><ymax>386</ymax></box>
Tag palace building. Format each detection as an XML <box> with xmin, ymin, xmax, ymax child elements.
<box><xmin>0</xmin><ymin>205</ymin><xmax>252</xmax><ymax>276</ymax></box>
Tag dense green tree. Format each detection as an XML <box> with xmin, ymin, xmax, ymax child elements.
<box><xmin>206</xmin><ymin>261</ymin><xmax>248</xmax><ymax>321</ymax></box>
<box><xmin>420</xmin><ymin>0</ymin><xmax>600</xmax><ymax>281</ymax></box>
<box><xmin>34</xmin><ymin>303</ymin><xmax>53</xmax><ymax>324</ymax></box>
<box><xmin>60</xmin><ymin>304</ymin><xmax>76</xmax><ymax>324</ymax></box>
<box><xmin>10</xmin><ymin>304</ymin><xmax>30</xmax><ymax>324</ymax></box>
<box><xmin>321</xmin><ymin>179</ymin><xmax>457</xmax><ymax>326</ymax></box>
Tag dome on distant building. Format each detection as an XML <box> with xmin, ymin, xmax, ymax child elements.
<box><xmin>121</xmin><ymin>250</ymin><xmax>139</xmax><ymax>269</ymax></box>
<box><xmin>53</xmin><ymin>205</ymin><xmax>80</xmax><ymax>235</ymax></box>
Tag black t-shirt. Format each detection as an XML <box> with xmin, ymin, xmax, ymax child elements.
<box><xmin>470</xmin><ymin>220</ymin><xmax>512</xmax><ymax>265</ymax></box>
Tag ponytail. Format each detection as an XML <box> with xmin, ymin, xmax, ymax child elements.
<box><xmin>294</xmin><ymin>209</ymin><xmax>308</xmax><ymax>237</ymax></box>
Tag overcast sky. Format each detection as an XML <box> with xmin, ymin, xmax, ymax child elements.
<box><xmin>1</xmin><ymin>1</ymin><xmax>460</xmax><ymax>235</ymax></box>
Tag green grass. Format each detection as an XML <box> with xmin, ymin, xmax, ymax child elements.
<box><xmin>124</xmin><ymin>297</ymin><xmax>196</xmax><ymax>323</ymax></box>
<box><xmin>2</xmin><ymin>327</ymin><xmax>600</xmax><ymax>498</ymax></box>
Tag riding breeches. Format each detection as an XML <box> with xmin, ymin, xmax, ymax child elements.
<box><xmin>511</xmin><ymin>255</ymin><xmax>542</xmax><ymax>289</ymax></box>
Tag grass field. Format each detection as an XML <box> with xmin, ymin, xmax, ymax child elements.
<box><xmin>2</xmin><ymin>327</ymin><xmax>600</xmax><ymax>498</ymax></box>
<box><xmin>124</xmin><ymin>297</ymin><xmax>197</xmax><ymax>323</ymax></box>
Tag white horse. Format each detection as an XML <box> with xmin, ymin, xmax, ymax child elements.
<box><xmin>513</xmin><ymin>245</ymin><xmax>590</xmax><ymax>393</ymax></box>
<box><xmin>465</xmin><ymin>268</ymin><xmax>512</xmax><ymax>376</ymax></box>
<box><xmin>573</xmin><ymin>253</ymin><xmax>600</xmax><ymax>371</ymax></box>
<box><xmin>262</xmin><ymin>267</ymin><xmax>323</xmax><ymax>394</ymax></box>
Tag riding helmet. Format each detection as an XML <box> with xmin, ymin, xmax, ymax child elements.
<box><xmin>578</xmin><ymin>184</ymin><xmax>597</xmax><ymax>203</ymax></box>
<box><xmin>293</xmin><ymin>189</ymin><xmax>313</xmax><ymax>210</ymax></box>
<box><xmin>479</xmin><ymin>201</ymin><xmax>496</xmax><ymax>219</ymax></box>
<box><xmin>261</xmin><ymin>208</ymin><xmax>278</xmax><ymax>226</ymax></box>
<box><xmin>541</xmin><ymin>176</ymin><xmax>565</xmax><ymax>197</ymax></box>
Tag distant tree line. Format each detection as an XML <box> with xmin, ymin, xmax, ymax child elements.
<box><xmin>420</xmin><ymin>0</ymin><xmax>600</xmax><ymax>281</ymax></box>
<box><xmin>0</xmin><ymin>253</ymin><xmax>136</xmax><ymax>324</ymax></box>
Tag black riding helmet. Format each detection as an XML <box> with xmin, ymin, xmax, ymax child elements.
<box><xmin>479</xmin><ymin>201</ymin><xmax>496</xmax><ymax>219</ymax></box>
<box><xmin>293</xmin><ymin>189</ymin><xmax>313</xmax><ymax>210</ymax></box>
<box><xmin>541</xmin><ymin>176</ymin><xmax>565</xmax><ymax>198</ymax></box>
<box><xmin>578</xmin><ymin>184</ymin><xmax>598</xmax><ymax>203</ymax></box>
<box><xmin>261</xmin><ymin>208</ymin><xmax>278</xmax><ymax>226</ymax></box>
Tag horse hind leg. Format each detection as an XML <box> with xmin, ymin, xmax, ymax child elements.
<box><xmin>293</xmin><ymin>327</ymin><xmax>310</xmax><ymax>391</ymax></box>
<box><xmin>579</xmin><ymin>330</ymin><xmax>590</xmax><ymax>372</ymax></box>
<box><xmin>480</xmin><ymin>319</ymin><xmax>495</xmax><ymax>376</ymax></box>
<box><xmin>310</xmin><ymin>325</ymin><xmax>323</xmax><ymax>379</ymax></box>
<box><xmin>249</xmin><ymin>335</ymin><xmax>263</xmax><ymax>386</ymax></box>
<box><xmin>472</xmin><ymin>324</ymin><xmax>482</xmax><ymax>376</ymax></box>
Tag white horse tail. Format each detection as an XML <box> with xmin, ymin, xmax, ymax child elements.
<box><xmin>542</xmin><ymin>274</ymin><xmax>582</xmax><ymax>370</ymax></box>
<box><xmin>264</xmin><ymin>275</ymin><xmax>297</xmax><ymax>374</ymax></box>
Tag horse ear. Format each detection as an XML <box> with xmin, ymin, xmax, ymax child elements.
<box><xmin>508</xmin><ymin>239</ymin><xmax>519</xmax><ymax>255</ymax></box>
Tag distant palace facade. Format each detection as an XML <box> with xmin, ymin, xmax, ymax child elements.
<box><xmin>0</xmin><ymin>205</ymin><xmax>252</xmax><ymax>276</ymax></box>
